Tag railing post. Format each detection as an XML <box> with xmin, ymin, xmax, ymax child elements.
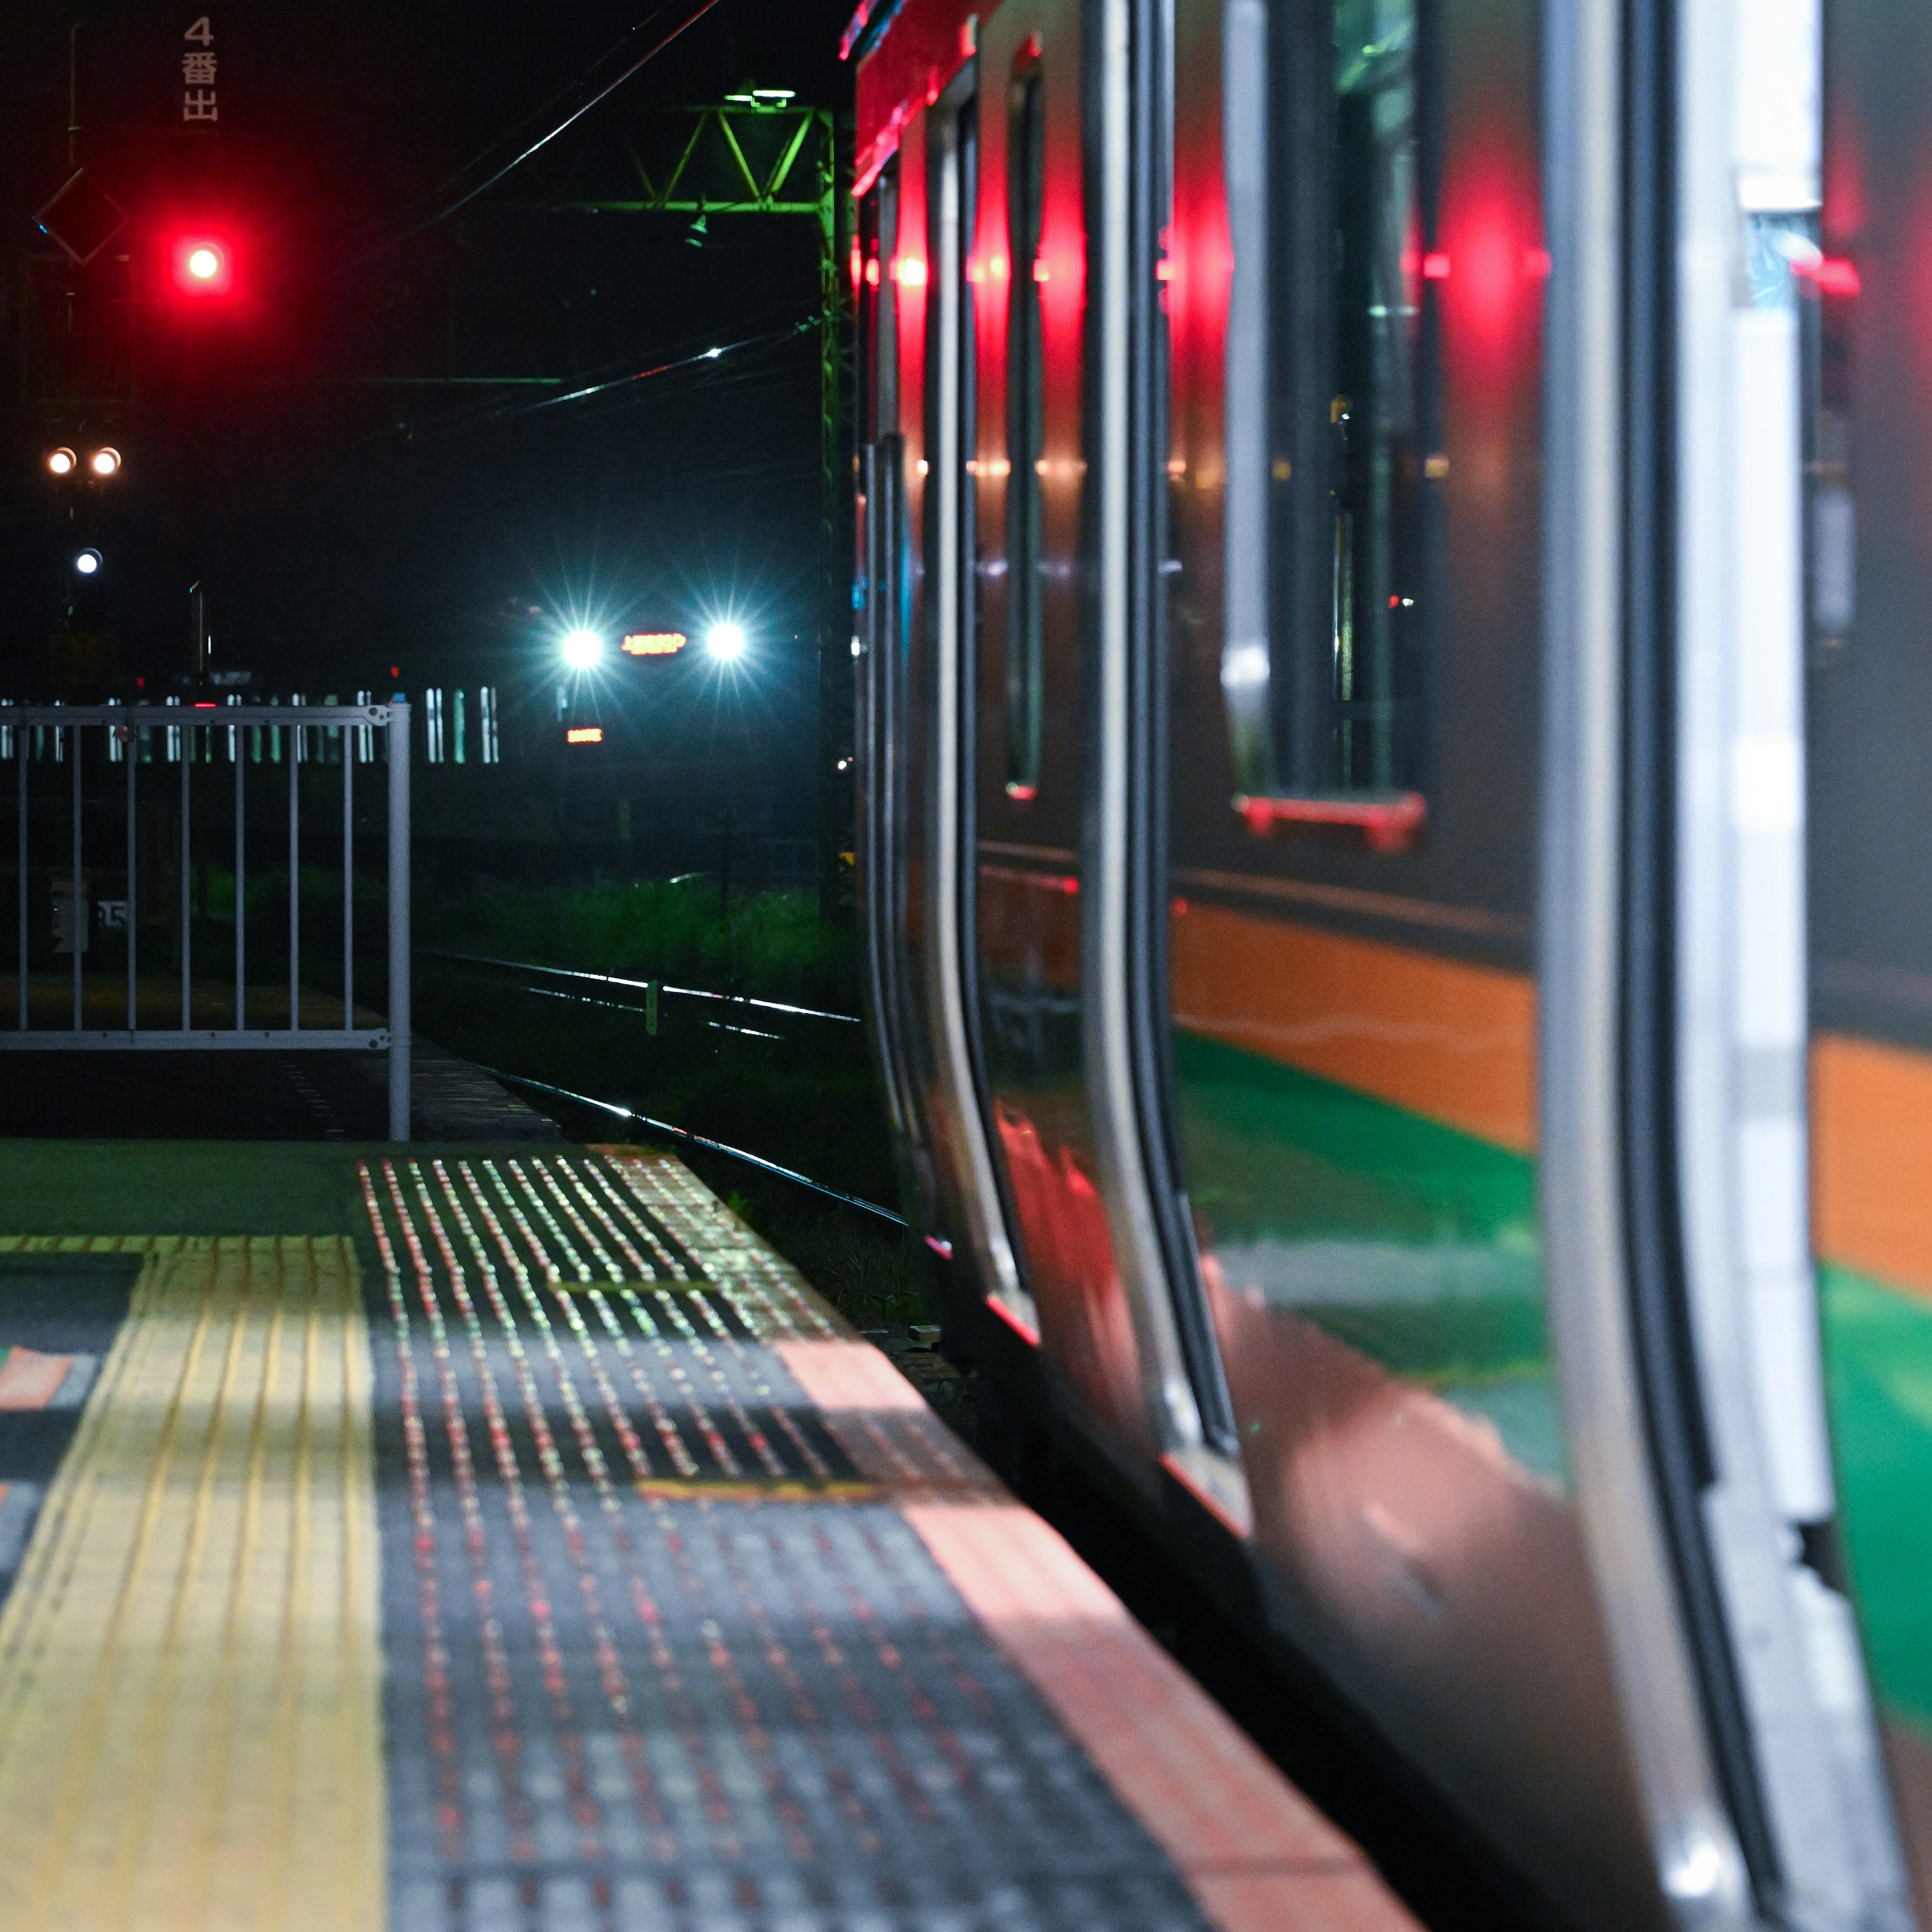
<box><xmin>16</xmin><ymin>733</ymin><xmax>24</xmax><ymax>1032</ymax></box>
<box><xmin>343</xmin><ymin>736</ymin><xmax>354</xmax><ymax>1028</ymax></box>
<box><xmin>288</xmin><ymin>734</ymin><xmax>300</xmax><ymax>1032</ymax></box>
<box><xmin>180</xmin><ymin>723</ymin><xmax>191</xmax><ymax>1029</ymax></box>
<box><xmin>234</xmin><ymin>714</ymin><xmax>246</xmax><ymax>1030</ymax></box>
<box><xmin>71</xmin><ymin>727</ymin><xmax>82</xmax><ymax>1031</ymax></box>
<box><xmin>387</xmin><ymin>700</ymin><xmax>411</xmax><ymax>1141</ymax></box>
<box><xmin>126</xmin><ymin>718</ymin><xmax>136</xmax><ymax>1030</ymax></box>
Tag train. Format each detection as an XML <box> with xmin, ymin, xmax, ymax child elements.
<box><xmin>842</xmin><ymin>0</ymin><xmax>1931</xmax><ymax>1926</ymax></box>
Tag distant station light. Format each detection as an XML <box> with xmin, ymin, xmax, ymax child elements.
<box><xmin>90</xmin><ymin>447</ymin><xmax>121</xmax><ymax>477</ymax></box>
<box><xmin>45</xmin><ymin>447</ymin><xmax>76</xmax><ymax>476</ymax></box>
<box><xmin>73</xmin><ymin>548</ymin><xmax>102</xmax><ymax>576</ymax></box>
<box><xmin>566</xmin><ymin>726</ymin><xmax>604</xmax><ymax>744</ymax></box>
<box><xmin>705</xmin><ymin>621</ymin><xmax>748</xmax><ymax>663</ymax></box>
<box><xmin>622</xmin><ymin>631</ymin><xmax>687</xmax><ymax>656</ymax></box>
<box><xmin>559</xmin><ymin>628</ymin><xmax>604</xmax><ymax>670</ymax></box>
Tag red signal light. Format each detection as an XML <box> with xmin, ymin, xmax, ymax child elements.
<box><xmin>170</xmin><ymin>234</ymin><xmax>232</xmax><ymax>295</ymax></box>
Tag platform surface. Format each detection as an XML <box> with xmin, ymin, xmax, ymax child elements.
<box><xmin>0</xmin><ymin>1140</ymin><xmax>1418</xmax><ymax>1932</ymax></box>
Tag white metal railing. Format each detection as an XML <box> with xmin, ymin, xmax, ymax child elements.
<box><xmin>0</xmin><ymin>701</ymin><xmax>412</xmax><ymax>1140</ymax></box>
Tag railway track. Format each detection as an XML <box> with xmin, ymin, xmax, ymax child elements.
<box><xmin>480</xmin><ymin>1063</ymin><xmax>906</xmax><ymax>1226</ymax></box>
<box><xmin>419</xmin><ymin>948</ymin><xmax>861</xmax><ymax>1042</ymax></box>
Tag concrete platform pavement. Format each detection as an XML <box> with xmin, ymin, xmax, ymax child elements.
<box><xmin>0</xmin><ymin>1139</ymin><xmax>1421</xmax><ymax>1932</ymax></box>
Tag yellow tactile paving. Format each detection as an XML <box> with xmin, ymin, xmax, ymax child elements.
<box><xmin>0</xmin><ymin>1237</ymin><xmax>383</xmax><ymax>1932</ymax></box>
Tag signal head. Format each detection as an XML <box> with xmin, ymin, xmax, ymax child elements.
<box><xmin>170</xmin><ymin>234</ymin><xmax>232</xmax><ymax>296</ymax></box>
<box><xmin>73</xmin><ymin>548</ymin><xmax>103</xmax><ymax>577</ymax></box>
<box><xmin>89</xmin><ymin>447</ymin><xmax>121</xmax><ymax>478</ymax></box>
<box><xmin>46</xmin><ymin>447</ymin><xmax>76</xmax><ymax>476</ymax></box>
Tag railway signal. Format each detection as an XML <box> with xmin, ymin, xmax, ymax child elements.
<box><xmin>46</xmin><ymin>448</ymin><xmax>76</xmax><ymax>476</ymax></box>
<box><xmin>170</xmin><ymin>233</ymin><xmax>233</xmax><ymax>297</ymax></box>
<box><xmin>72</xmin><ymin>549</ymin><xmax>103</xmax><ymax>577</ymax></box>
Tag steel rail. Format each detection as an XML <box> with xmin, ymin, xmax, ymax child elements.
<box><xmin>419</xmin><ymin>948</ymin><xmax>861</xmax><ymax>1025</ymax></box>
<box><xmin>481</xmin><ymin>1066</ymin><xmax>905</xmax><ymax>1227</ymax></box>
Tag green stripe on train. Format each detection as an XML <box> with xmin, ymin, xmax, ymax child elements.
<box><xmin>1171</xmin><ymin>1031</ymin><xmax>1563</xmax><ymax>1485</ymax></box>
<box><xmin>1174</xmin><ymin>1032</ymin><xmax>1932</xmax><ymax>1743</ymax></box>
<box><xmin>1820</xmin><ymin>1264</ymin><xmax>1932</xmax><ymax>1739</ymax></box>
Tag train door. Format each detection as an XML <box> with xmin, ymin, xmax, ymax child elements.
<box><xmin>1146</xmin><ymin>0</ymin><xmax>1913</xmax><ymax>1920</ymax></box>
<box><xmin>918</xmin><ymin>67</ymin><xmax>1039</xmax><ymax>1332</ymax></box>
<box><xmin>855</xmin><ymin>165</ymin><xmax>937</xmax><ymax>1226</ymax></box>
<box><xmin>1570</xmin><ymin>0</ymin><xmax>1917</xmax><ymax>1921</ymax></box>
<box><xmin>959</xmin><ymin>0</ymin><xmax>1248</xmax><ymax>1492</ymax></box>
<box><xmin>1158</xmin><ymin>0</ymin><xmax>1674</xmax><ymax>1922</ymax></box>
<box><xmin>951</xmin><ymin>0</ymin><xmax>1161</xmax><ymax>1466</ymax></box>
<box><xmin>855</xmin><ymin>20</ymin><xmax>1038</xmax><ymax>1336</ymax></box>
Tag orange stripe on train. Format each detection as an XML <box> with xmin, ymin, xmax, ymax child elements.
<box><xmin>973</xmin><ymin>868</ymin><xmax>1932</xmax><ymax>1296</ymax></box>
<box><xmin>1812</xmin><ymin>1031</ymin><xmax>1932</xmax><ymax>1300</ymax></box>
<box><xmin>1169</xmin><ymin>902</ymin><xmax>1539</xmax><ymax>1154</ymax></box>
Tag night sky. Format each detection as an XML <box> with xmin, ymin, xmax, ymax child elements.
<box><xmin>2</xmin><ymin>1</ymin><xmax>855</xmax><ymax>704</ymax></box>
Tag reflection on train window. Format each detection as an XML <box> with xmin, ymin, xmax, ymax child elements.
<box><xmin>1222</xmin><ymin>0</ymin><xmax>1432</xmax><ymax>814</ymax></box>
<box><xmin>1324</xmin><ymin>1</ymin><xmax>1426</xmax><ymax>795</ymax></box>
<box><xmin>1005</xmin><ymin>56</ymin><xmax>1046</xmax><ymax>800</ymax></box>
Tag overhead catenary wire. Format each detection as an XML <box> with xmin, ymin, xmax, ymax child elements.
<box><xmin>304</xmin><ymin>320</ymin><xmax>807</xmax><ymax>465</ymax></box>
<box><xmin>416</xmin><ymin>5</ymin><xmax>682</xmax><ymax>208</ymax></box>
<box><xmin>374</xmin><ymin>320</ymin><xmax>811</xmax><ymax>449</ymax></box>
<box><xmin>325</xmin><ymin>0</ymin><xmax>722</xmax><ymax>285</ymax></box>
<box><xmin>486</xmin><ymin>323</ymin><xmax>809</xmax><ymax>422</ymax></box>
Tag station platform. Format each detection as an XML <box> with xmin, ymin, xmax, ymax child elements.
<box><xmin>0</xmin><ymin>1138</ymin><xmax>1417</xmax><ymax>1932</ymax></box>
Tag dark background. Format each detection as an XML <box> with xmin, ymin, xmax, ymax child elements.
<box><xmin>1</xmin><ymin>1</ymin><xmax>852</xmax><ymax>748</ymax></box>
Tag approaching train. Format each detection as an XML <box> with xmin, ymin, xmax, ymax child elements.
<box><xmin>843</xmin><ymin>0</ymin><xmax>1932</xmax><ymax>1925</ymax></box>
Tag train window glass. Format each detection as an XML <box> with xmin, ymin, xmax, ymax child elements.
<box><xmin>1227</xmin><ymin>0</ymin><xmax>1431</xmax><ymax>814</ymax></box>
<box><xmin>1325</xmin><ymin>0</ymin><xmax>1425</xmax><ymax>795</ymax></box>
<box><xmin>1005</xmin><ymin>54</ymin><xmax>1046</xmax><ymax>799</ymax></box>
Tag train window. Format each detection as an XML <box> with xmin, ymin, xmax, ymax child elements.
<box><xmin>1324</xmin><ymin>1</ymin><xmax>1426</xmax><ymax>794</ymax></box>
<box><xmin>1224</xmin><ymin>0</ymin><xmax>1432</xmax><ymax>816</ymax></box>
<box><xmin>1005</xmin><ymin>51</ymin><xmax>1046</xmax><ymax>800</ymax></box>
